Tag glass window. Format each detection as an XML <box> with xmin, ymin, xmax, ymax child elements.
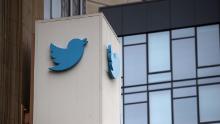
<box><xmin>172</xmin><ymin>38</ymin><xmax>196</xmax><ymax>80</ymax></box>
<box><xmin>124</xmin><ymin>93</ymin><xmax>147</xmax><ymax>103</ymax></box>
<box><xmin>124</xmin><ymin>86</ymin><xmax>147</xmax><ymax>93</ymax></box>
<box><xmin>148</xmin><ymin>72</ymin><xmax>171</xmax><ymax>83</ymax></box>
<box><xmin>149</xmin><ymin>90</ymin><xmax>172</xmax><ymax>124</ymax></box>
<box><xmin>173</xmin><ymin>80</ymin><xmax>196</xmax><ymax>87</ymax></box>
<box><xmin>198</xmin><ymin>66</ymin><xmax>220</xmax><ymax>77</ymax></box>
<box><xmin>44</xmin><ymin>0</ymin><xmax>51</xmax><ymax>19</ymax></box>
<box><xmin>197</xmin><ymin>24</ymin><xmax>220</xmax><ymax>66</ymax></box>
<box><xmin>174</xmin><ymin>98</ymin><xmax>198</xmax><ymax>124</ymax></box>
<box><xmin>124</xmin><ymin>34</ymin><xmax>146</xmax><ymax>45</ymax></box>
<box><xmin>125</xmin><ymin>103</ymin><xmax>148</xmax><ymax>124</ymax></box>
<box><xmin>199</xmin><ymin>84</ymin><xmax>220</xmax><ymax>122</ymax></box>
<box><xmin>198</xmin><ymin>77</ymin><xmax>220</xmax><ymax>85</ymax></box>
<box><xmin>124</xmin><ymin>45</ymin><xmax>147</xmax><ymax>86</ymax></box>
<box><xmin>171</xmin><ymin>27</ymin><xmax>195</xmax><ymax>39</ymax></box>
<box><xmin>148</xmin><ymin>31</ymin><xmax>170</xmax><ymax>72</ymax></box>
<box><xmin>149</xmin><ymin>83</ymin><xmax>171</xmax><ymax>91</ymax></box>
<box><xmin>52</xmin><ymin>0</ymin><xmax>61</xmax><ymax>18</ymax></box>
<box><xmin>173</xmin><ymin>87</ymin><xmax>196</xmax><ymax>98</ymax></box>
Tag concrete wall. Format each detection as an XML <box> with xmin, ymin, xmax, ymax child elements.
<box><xmin>34</xmin><ymin>13</ymin><xmax>121</xmax><ymax>124</ymax></box>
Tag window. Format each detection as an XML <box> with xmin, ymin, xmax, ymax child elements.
<box><xmin>199</xmin><ymin>84</ymin><xmax>220</xmax><ymax>122</ymax></box>
<box><xmin>124</xmin><ymin>45</ymin><xmax>147</xmax><ymax>86</ymax></box>
<box><xmin>148</xmin><ymin>31</ymin><xmax>170</xmax><ymax>72</ymax></box>
<box><xmin>197</xmin><ymin>24</ymin><xmax>220</xmax><ymax>66</ymax></box>
<box><xmin>122</xmin><ymin>24</ymin><xmax>220</xmax><ymax>124</ymax></box>
<box><xmin>149</xmin><ymin>90</ymin><xmax>172</xmax><ymax>124</ymax></box>
<box><xmin>172</xmin><ymin>38</ymin><xmax>196</xmax><ymax>80</ymax></box>
<box><xmin>174</xmin><ymin>98</ymin><xmax>198</xmax><ymax>124</ymax></box>
<box><xmin>124</xmin><ymin>103</ymin><xmax>148</xmax><ymax>124</ymax></box>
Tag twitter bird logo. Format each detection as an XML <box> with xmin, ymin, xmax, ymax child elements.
<box><xmin>49</xmin><ymin>38</ymin><xmax>88</xmax><ymax>72</ymax></box>
<box><xmin>107</xmin><ymin>44</ymin><xmax>120</xmax><ymax>79</ymax></box>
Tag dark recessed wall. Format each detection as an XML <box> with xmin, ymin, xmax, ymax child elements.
<box><xmin>100</xmin><ymin>0</ymin><xmax>220</xmax><ymax>36</ymax></box>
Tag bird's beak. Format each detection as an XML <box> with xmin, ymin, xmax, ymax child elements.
<box><xmin>83</xmin><ymin>39</ymin><xmax>88</xmax><ymax>46</ymax></box>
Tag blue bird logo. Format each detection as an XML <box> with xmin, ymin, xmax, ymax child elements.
<box><xmin>107</xmin><ymin>44</ymin><xmax>120</xmax><ymax>79</ymax></box>
<box><xmin>49</xmin><ymin>38</ymin><xmax>88</xmax><ymax>72</ymax></box>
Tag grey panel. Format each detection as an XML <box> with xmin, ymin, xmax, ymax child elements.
<box><xmin>124</xmin><ymin>86</ymin><xmax>147</xmax><ymax>93</ymax></box>
<box><xmin>172</xmin><ymin>38</ymin><xmax>196</xmax><ymax>80</ymax></box>
<box><xmin>124</xmin><ymin>45</ymin><xmax>147</xmax><ymax>86</ymax></box>
<box><xmin>199</xmin><ymin>84</ymin><xmax>220</xmax><ymax>122</ymax></box>
<box><xmin>173</xmin><ymin>87</ymin><xmax>196</xmax><ymax>98</ymax></box>
<box><xmin>124</xmin><ymin>93</ymin><xmax>147</xmax><ymax>103</ymax></box>
<box><xmin>147</xmin><ymin>0</ymin><xmax>170</xmax><ymax>31</ymax></box>
<box><xmin>122</xmin><ymin>4</ymin><xmax>147</xmax><ymax>35</ymax></box>
<box><xmin>171</xmin><ymin>0</ymin><xmax>195</xmax><ymax>28</ymax></box>
<box><xmin>125</xmin><ymin>103</ymin><xmax>148</xmax><ymax>124</ymax></box>
<box><xmin>101</xmin><ymin>7</ymin><xmax>122</xmax><ymax>35</ymax></box>
<box><xmin>124</xmin><ymin>34</ymin><xmax>146</xmax><ymax>45</ymax></box>
<box><xmin>174</xmin><ymin>98</ymin><xmax>198</xmax><ymax>124</ymax></box>
<box><xmin>196</xmin><ymin>0</ymin><xmax>220</xmax><ymax>24</ymax></box>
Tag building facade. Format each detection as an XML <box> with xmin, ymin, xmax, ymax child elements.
<box><xmin>100</xmin><ymin>0</ymin><xmax>220</xmax><ymax>124</ymax></box>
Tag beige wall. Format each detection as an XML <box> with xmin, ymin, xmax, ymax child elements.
<box><xmin>34</xmin><ymin>14</ymin><xmax>121</xmax><ymax>124</ymax></box>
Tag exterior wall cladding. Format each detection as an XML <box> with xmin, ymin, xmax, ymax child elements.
<box><xmin>100</xmin><ymin>0</ymin><xmax>220</xmax><ymax>36</ymax></box>
<box><xmin>100</xmin><ymin>0</ymin><xmax>220</xmax><ymax>124</ymax></box>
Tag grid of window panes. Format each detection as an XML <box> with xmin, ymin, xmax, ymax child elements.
<box><xmin>121</xmin><ymin>24</ymin><xmax>220</xmax><ymax>124</ymax></box>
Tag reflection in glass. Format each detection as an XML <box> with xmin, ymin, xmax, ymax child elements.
<box><xmin>174</xmin><ymin>98</ymin><xmax>198</xmax><ymax>124</ymax></box>
<box><xmin>52</xmin><ymin>0</ymin><xmax>61</xmax><ymax>18</ymax></box>
<box><xmin>124</xmin><ymin>45</ymin><xmax>147</xmax><ymax>86</ymax></box>
<box><xmin>197</xmin><ymin>24</ymin><xmax>220</xmax><ymax>66</ymax></box>
<box><xmin>148</xmin><ymin>31</ymin><xmax>170</xmax><ymax>72</ymax></box>
<box><xmin>199</xmin><ymin>84</ymin><xmax>220</xmax><ymax>122</ymax></box>
<box><xmin>173</xmin><ymin>87</ymin><xmax>196</xmax><ymax>98</ymax></box>
<box><xmin>124</xmin><ymin>93</ymin><xmax>147</xmax><ymax>103</ymax></box>
<box><xmin>125</xmin><ymin>103</ymin><xmax>148</xmax><ymax>124</ymax></box>
<box><xmin>173</xmin><ymin>80</ymin><xmax>196</xmax><ymax>87</ymax></box>
<box><xmin>172</xmin><ymin>38</ymin><xmax>196</xmax><ymax>80</ymax></box>
<box><xmin>198</xmin><ymin>66</ymin><xmax>220</xmax><ymax>77</ymax></box>
<box><xmin>149</xmin><ymin>90</ymin><xmax>172</xmax><ymax>124</ymax></box>
<box><xmin>124</xmin><ymin>34</ymin><xmax>146</xmax><ymax>45</ymax></box>
<box><xmin>171</xmin><ymin>27</ymin><xmax>195</xmax><ymax>39</ymax></box>
<box><xmin>44</xmin><ymin>0</ymin><xmax>51</xmax><ymax>19</ymax></box>
<box><xmin>149</xmin><ymin>83</ymin><xmax>171</xmax><ymax>90</ymax></box>
<box><xmin>148</xmin><ymin>72</ymin><xmax>171</xmax><ymax>83</ymax></box>
<box><xmin>124</xmin><ymin>86</ymin><xmax>147</xmax><ymax>93</ymax></box>
<box><xmin>198</xmin><ymin>77</ymin><xmax>220</xmax><ymax>85</ymax></box>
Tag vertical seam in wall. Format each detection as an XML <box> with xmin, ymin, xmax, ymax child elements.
<box><xmin>99</xmin><ymin>15</ymin><xmax>102</xmax><ymax>124</ymax></box>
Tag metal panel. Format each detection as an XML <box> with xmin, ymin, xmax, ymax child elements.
<box><xmin>196</xmin><ymin>0</ymin><xmax>220</xmax><ymax>24</ymax></box>
<box><xmin>171</xmin><ymin>0</ymin><xmax>195</xmax><ymax>28</ymax></box>
<box><xmin>147</xmin><ymin>0</ymin><xmax>170</xmax><ymax>32</ymax></box>
<box><xmin>122</xmin><ymin>4</ymin><xmax>147</xmax><ymax>35</ymax></box>
<box><xmin>101</xmin><ymin>7</ymin><xmax>122</xmax><ymax>35</ymax></box>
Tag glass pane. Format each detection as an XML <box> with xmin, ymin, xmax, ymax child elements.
<box><xmin>197</xmin><ymin>24</ymin><xmax>220</xmax><ymax>66</ymax></box>
<box><xmin>172</xmin><ymin>38</ymin><xmax>196</xmax><ymax>80</ymax></box>
<box><xmin>124</xmin><ymin>45</ymin><xmax>147</xmax><ymax>86</ymax></box>
<box><xmin>124</xmin><ymin>34</ymin><xmax>146</xmax><ymax>45</ymax></box>
<box><xmin>125</xmin><ymin>103</ymin><xmax>148</xmax><ymax>124</ymax></box>
<box><xmin>124</xmin><ymin>93</ymin><xmax>147</xmax><ymax>103</ymax></box>
<box><xmin>124</xmin><ymin>86</ymin><xmax>147</xmax><ymax>93</ymax></box>
<box><xmin>198</xmin><ymin>77</ymin><xmax>220</xmax><ymax>85</ymax></box>
<box><xmin>149</xmin><ymin>72</ymin><xmax>171</xmax><ymax>83</ymax></box>
<box><xmin>173</xmin><ymin>80</ymin><xmax>196</xmax><ymax>87</ymax></box>
<box><xmin>198</xmin><ymin>66</ymin><xmax>220</xmax><ymax>77</ymax></box>
<box><xmin>149</xmin><ymin>83</ymin><xmax>171</xmax><ymax>90</ymax></box>
<box><xmin>44</xmin><ymin>0</ymin><xmax>51</xmax><ymax>19</ymax></box>
<box><xmin>171</xmin><ymin>27</ymin><xmax>195</xmax><ymax>39</ymax></box>
<box><xmin>52</xmin><ymin>0</ymin><xmax>61</xmax><ymax>18</ymax></box>
<box><xmin>173</xmin><ymin>87</ymin><xmax>196</xmax><ymax>98</ymax></box>
<box><xmin>199</xmin><ymin>84</ymin><xmax>220</xmax><ymax>122</ymax></box>
<box><xmin>174</xmin><ymin>98</ymin><xmax>198</xmax><ymax>124</ymax></box>
<box><xmin>118</xmin><ymin>37</ymin><xmax>122</xmax><ymax>44</ymax></box>
<box><xmin>149</xmin><ymin>90</ymin><xmax>172</xmax><ymax>124</ymax></box>
<box><xmin>148</xmin><ymin>31</ymin><xmax>170</xmax><ymax>72</ymax></box>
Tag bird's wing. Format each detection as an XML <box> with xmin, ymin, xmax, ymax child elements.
<box><xmin>50</xmin><ymin>43</ymin><xmax>67</xmax><ymax>64</ymax></box>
